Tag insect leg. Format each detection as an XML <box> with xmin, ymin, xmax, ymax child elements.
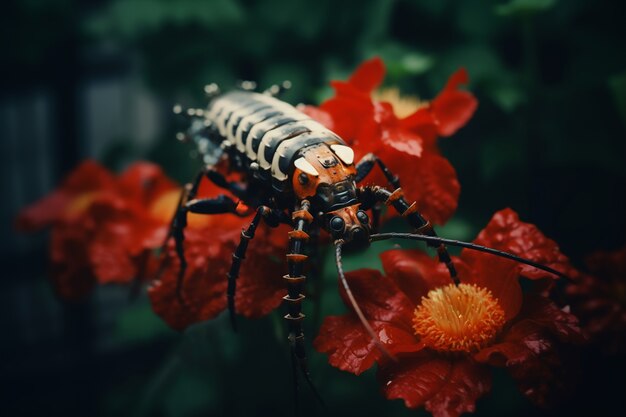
<box><xmin>204</xmin><ymin>168</ymin><xmax>248</xmax><ymax>200</ymax></box>
<box><xmin>285</xmin><ymin>200</ymin><xmax>325</xmax><ymax>411</ymax></box>
<box><xmin>169</xmin><ymin>194</ymin><xmax>242</xmax><ymax>303</ymax></box>
<box><xmin>364</xmin><ymin>185</ymin><xmax>459</xmax><ymax>284</ymax></box>
<box><xmin>355</xmin><ymin>153</ymin><xmax>399</xmax><ymax>233</ymax></box>
<box><xmin>226</xmin><ymin>206</ymin><xmax>285</xmax><ymax>330</ymax></box>
<box><xmin>355</xmin><ymin>153</ymin><xmax>400</xmax><ymax>189</ymax></box>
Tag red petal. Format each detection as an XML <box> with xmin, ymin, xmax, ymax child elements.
<box><xmin>463</xmin><ymin>208</ymin><xmax>575</xmax><ymax>280</ymax></box>
<box><xmin>380</xmin><ymin>249</ymin><xmax>451</xmax><ymax>305</ymax></box>
<box><xmin>320</xmin><ymin>95</ymin><xmax>374</xmax><ymax>146</ymax></box>
<box><xmin>16</xmin><ymin>160</ymin><xmax>116</xmax><ymax>231</ymax></box>
<box><xmin>89</xmin><ymin>241</ymin><xmax>136</xmax><ymax>284</ymax></box>
<box><xmin>432</xmin><ymin>91</ymin><xmax>478</xmax><ymax>137</ymax></box>
<box><xmin>314</xmin><ymin>315</ymin><xmax>382</xmax><ymax>375</ymax></box>
<box><xmin>378</xmin><ymin>355</ymin><xmax>491</xmax><ymax>417</ymax></box>
<box><xmin>463</xmin><ymin>255</ymin><xmax>522</xmax><ymax>321</ymax></box>
<box><xmin>517</xmin><ymin>294</ymin><xmax>585</xmax><ymax>343</ymax></box>
<box><xmin>49</xmin><ymin>225</ymin><xmax>97</xmax><ymax>300</ymax></box>
<box><xmin>475</xmin><ymin>294</ymin><xmax>584</xmax><ymax>406</ymax></box>
<box><xmin>585</xmin><ymin>246</ymin><xmax>626</xmax><ymax>282</ymax></box>
<box><xmin>148</xmin><ymin>230</ymin><xmax>230</xmax><ymax>331</ymax></box>
<box><xmin>118</xmin><ymin>162</ymin><xmax>178</xmax><ymax>205</ymax></box>
<box><xmin>313</xmin><ymin>315</ymin><xmax>421</xmax><ymax>375</ymax></box>
<box><xmin>297</xmin><ymin>105</ymin><xmax>335</xmax><ymax>130</ymax></box>
<box><xmin>378</xmin><ymin>150</ymin><xmax>459</xmax><ymax>225</ymax></box>
<box><xmin>443</xmin><ymin>68</ymin><xmax>470</xmax><ymax>92</ymax></box>
<box><xmin>400</xmin><ymin>108</ymin><xmax>439</xmax><ymax>149</ymax></box>
<box><xmin>347</xmin><ymin>56</ymin><xmax>385</xmax><ymax>93</ymax></box>
<box><xmin>380</xmin><ymin>123</ymin><xmax>424</xmax><ymax>158</ymax></box>
<box><xmin>474</xmin><ymin>320</ymin><xmax>551</xmax><ymax>367</ymax></box>
<box><xmin>235</xmin><ymin>226</ymin><xmax>287</xmax><ymax>318</ymax></box>
<box><xmin>340</xmin><ymin>268</ymin><xmax>415</xmax><ymax>329</ymax></box>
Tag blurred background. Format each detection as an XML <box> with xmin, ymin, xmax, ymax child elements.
<box><xmin>1</xmin><ymin>0</ymin><xmax>624</xmax><ymax>416</ymax></box>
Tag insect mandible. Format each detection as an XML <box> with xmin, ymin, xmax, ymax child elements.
<box><xmin>161</xmin><ymin>80</ymin><xmax>569</xmax><ymax>406</ymax></box>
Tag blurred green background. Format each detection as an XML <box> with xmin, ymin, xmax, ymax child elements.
<box><xmin>1</xmin><ymin>0</ymin><xmax>625</xmax><ymax>416</ymax></box>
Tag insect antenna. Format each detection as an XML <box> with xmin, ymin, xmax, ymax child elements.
<box><xmin>334</xmin><ymin>239</ymin><xmax>396</xmax><ymax>360</ymax></box>
<box><xmin>369</xmin><ymin>233</ymin><xmax>570</xmax><ymax>280</ymax></box>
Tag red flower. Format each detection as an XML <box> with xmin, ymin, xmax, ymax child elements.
<box><xmin>566</xmin><ymin>246</ymin><xmax>626</xmax><ymax>354</ymax></box>
<box><xmin>16</xmin><ymin>161</ymin><xmax>174</xmax><ymax>299</ymax></box>
<box><xmin>301</xmin><ymin>57</ymin><xmax>477</xmax><ymax>224</ymax></box>
<box><xmin>147</xmin><ymin>176</ymin><xmax>289</xmax><ymax>331</ymax></box>
<box><xmin>314</xmin><ymin>208</ymin><xmax>583</xmax><ymax>417</ymax></box>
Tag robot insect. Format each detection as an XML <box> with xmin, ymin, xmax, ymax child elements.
<box><xmin>162</xmin><ymin>81</ymin><xmax>568</xmax><ymax>407</ymax></box>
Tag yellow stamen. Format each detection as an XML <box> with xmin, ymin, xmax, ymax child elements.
<box><xmin>413</xmin><ymin>283</ymin><xmax>505</xmax><ymax>353</ymax></box>
<box><xmin>373</xmin><ymin>87</ymin><xmax>427</xmax><ymax>118</ymax></box>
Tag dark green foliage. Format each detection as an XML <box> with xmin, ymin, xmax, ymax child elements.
<box><xmin>3</xmin><ymin>1</ymin><xmax>624</xmax><ymax>416</ymax></box>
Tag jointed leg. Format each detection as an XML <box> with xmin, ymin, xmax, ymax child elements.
<box><xmin>360</xmin><ymin>185</ymin><xmax>459</xmax><ymax>284</ymax></box>
<box><xmin>284</xmin><ymin>200</ymin><xmax>324</xmax><ymax>412</ymax></box>
<box><xmin>355</xmin><ymin>153</ymin><xmax>400</xmax><ymax>189</ymax></box>
<box><xmin>355</xmin><ymin>153</ymin><xmax>399</xmax><ymax>233</ymax></box>
<box><xmin>355</xmin><ymin>153</ymin><xmax>457</xmax><ymax>282</ymax></box>
<box><xmin>159</xmin><ymin>166</ymin><xmax>253</xmax><ymax>301</ymax></box>
<box><xmin>226</xmin><ymin>206</ymin><xmax>287</xmax><ymax>330</ymax></box>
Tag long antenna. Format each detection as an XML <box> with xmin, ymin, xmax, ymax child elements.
<box><xmin>369</xmin><ymin>233</ymin><xmax>570</xmax><ymax>280</ymax></box>
<box><xmin>334</xmin><ymin>240</ymin><xmax>396</xmax><ymax>360</ymax></box>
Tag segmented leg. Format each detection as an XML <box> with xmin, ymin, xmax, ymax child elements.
<box><xmin>355</xmin><ymin>153</ymin><xmax>397</xmax><ymax>234</ymax></box>
<box><xmin>360</xmin><ymin>185</ymin><xmax>459</xmax><ymax>284</ymax></box>
<box><xmin>356</xmin><ymin>154</ymin><xmax>458</xmax><ymax>282</ymax></box>
<box><xmin>355</xmin><ymin>152</ymin><xmax>400</xmax><ymax>188</ymax></box>
<box><xmin>226</xmin><ymin>206</ymin><xmax>286</xmax><ymax>330</ymax></box>
<box><xmin>285</xmin><ymin>200</ymin><xmax>324</xmax><ymax>413</ymax></box>
<box><xmin>159</xmin><ymin>167</ymin><xmax>249</xmax><ymax>302</ymax></box>
<box><xmin>205</xmin><ymin>168</ymin><xmax>248</xmax><ymax>200</ymax></box>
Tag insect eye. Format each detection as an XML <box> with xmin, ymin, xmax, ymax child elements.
<box><xmin>298</xmin><ymin>173</ymin><xmax>309</xmax><ymax>185</ymax></box>
<box><xmin>356</xmin><ymin>210</ymin><xmax>369</xmax><ymax>224</ymax></box>
<box><xmin>329</xmin><ymin>216</ymin><xmax>345</xmax><ymax>232</ymax></box>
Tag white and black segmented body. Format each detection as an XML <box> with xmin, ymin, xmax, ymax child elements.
<box><xmin>202</xmin><ymin>91</ymin><xmax>346</xmax><ymax>190</ymax></box>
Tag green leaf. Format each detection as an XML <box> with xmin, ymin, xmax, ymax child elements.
<box><xmin>110</xmin><ymin>297</ymin><xmax>175</xmax><ymax>346</ymax></box>
<box><xmin>609</xmin><ymin>71</ymin><xmax>626</xmax><ymax>128</ymax></box>
<box><xmin>495</xmin><ymin>0</ymin><xmax>557</xmax><ymax>17</ymax></box>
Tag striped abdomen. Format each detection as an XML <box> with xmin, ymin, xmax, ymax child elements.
<box><xmin>206</xmin><ymin>91</ymin><xmax>345</xmax><ymax>182</ymax></box>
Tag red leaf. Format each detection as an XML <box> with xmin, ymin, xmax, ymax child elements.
<box><xmin>378</xmin><ymin>355</ymin><xmax>491</xmax><ymax>417</ymax></box>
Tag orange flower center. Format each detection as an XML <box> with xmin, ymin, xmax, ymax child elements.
<box><xmin>412</xmin><ymin>283</ymin><xmax>505</xmax><ymax>353</ymax></box>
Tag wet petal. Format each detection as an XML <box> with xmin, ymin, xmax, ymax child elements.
<box><xmin>380</xmin><ymin>249</ymin><xmax>451</xmax><ymax>305</ymax></box>
<box><xmin>313</xmin><ymin>315</ymin><xmax>421</xmax><ymax>375</ymax></box>
<box><xmin>378</xmin><ymin>355</ymin><xmax>491</xmax><ymax>417</ymax></box>
<box><xmin>463</xmin><ymin>208</ymin><xmax>575</xmax><ymax>280</ymax></box>
<box><xmin>340</xmin><ymin>268</ymin><xmax>415</xmax><ymax>328</ymax></box>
